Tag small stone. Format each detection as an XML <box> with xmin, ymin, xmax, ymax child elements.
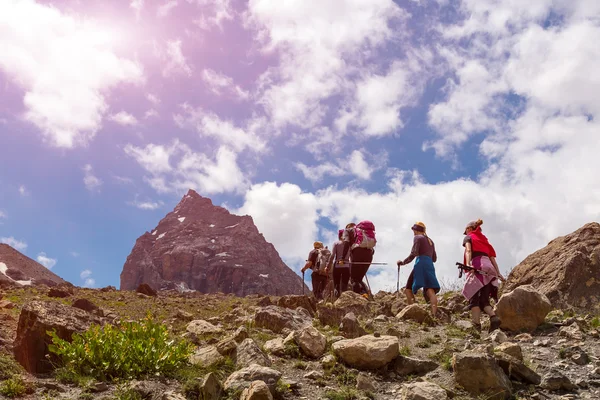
<box><xmin>234</xmin><ymin>326</ymin><xmax>249</xmax><ymax>343</ymax></box>
<box><xmin>541</xmin><ymin>372</ymin><xmax>576</xmax><ymax>391</ymax></box>
<box><xmin>356</xmin><ymin>372</ymin><xmax>377</xmax><ymax>392</ymax></box>
<box><xmin>514</xmin><ymin>333</ymin><xmax>533</xmax><ymax>342</ymax></box>
<box><xmin>89</xmin><ymin>382</ymin><xmax>109</xmax><ymax>393</ymax></box>
<box><xmin>321</xmin><ymin>354</ymin><xmax>336</xmax><ymax>369</ymax></box>
<box><xmin>572</xmin><ymin>352</ymin><xmax>589</xmax><ymax>366</ymax></box>
<box><xmin>488</xmin><ymin>330</ymin><xmax>508</xmax><ymax>344</ymax></box>
<box><xmin>494</xmin><ymin>342</ymin><xmax>523</xmax><ymax>361</ymax></box>
<box><xmin>240</xmin><ymin>380</ymin><xmax>273</xmax><ymax>400</ymax></box>
<box><xmin>374</xmin><ymin>332</ymin><xmax>381</xmax><ymax>338</ymax></box>
<box><xmin>304</xmin><ymin>370</ymin><xmax>324</xmax><ymax>380</ymax></box>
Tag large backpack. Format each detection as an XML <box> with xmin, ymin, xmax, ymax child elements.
<box><xmin>352</xmin><ymin>221</ymin><xmax>377</xmax><ymax>249</ymax></box>
<box><xmin>314</xmin><ymin>247</ymin><xmax>331</xmax><ymax>276</ymax></box>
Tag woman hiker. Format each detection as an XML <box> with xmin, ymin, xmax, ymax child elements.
<box><xmin>397</xmin><ymin>222</ymin><xmax>440</xmax><ymax>318</ymax></box>
<box><xmin>461</xmin><ymin>219</ymin><xmax>505</xmax><ymax>332</ymax></box>
<box><xmin>301</xmin><ymin>241</ymin><xmax>328</xmax><ymax>300</ymax></box>
<box><xmin>327</xmin><ymin>229</ymin><xmax>351</xmax><ymax>298</ymax></box>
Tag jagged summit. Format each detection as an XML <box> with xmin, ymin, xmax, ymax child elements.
<box><xmin>120</xmin><ymin>190</ymin><xmax>307</xmax><ymax>295</ymax></box>
<box><xmin>0</xmin><ymin>244</ymin><xmax>68</xmax><ymax>288</ymax></box>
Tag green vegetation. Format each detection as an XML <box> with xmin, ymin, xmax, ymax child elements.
<box><xmin>293</xmin><ymin>361</ymin><xmax>308</xmax><ymax>370</ymax></box>
<box><xmin>283</xmin><ymin>340</ymin><xmax>301</xmax><ymax>359</ymax></box>
<box><xmin>416</xmin><ymin>336</ymin><xmax>441</xmax><ymax>348</ymax></box>
<box><xmin>445</xmin><ymin>324</ymin><xmax>468</xmax><ymax>338</ymax></box>
<box><xmin>54</xmin><ymin>367</ymin><xmax>95</xmax><ymax>388</ymax></box>
<box><xmin>590</xmin><ymin>316</ymin><xmax>600</xmax><ymax>329</ymax></box>
<box><xmin>48</xmin><ymin>317</ymin><xmax>193</xmax><ymax>381</ymax></box>
<box><xmin>113</xmin><ymin>385</ymin><xmax>143</xmax><ymax>400</ymax></box>
<box><xmin>324</xmin><ymin>386</ymin><xmax>359</xmax><ymax>400</ymax></box>
<box><xmin>399</xmin><ymin>345</ymin><xmax>412</xmax><ymax>356</ymax></box>
<box><xmin>0</xmin><ymin>376</ymin><xmax>28</xmax><ymax>398</ymax></box>
<box><xmin>0</xmin><ymin>353</ymin><xmax>23</xmax><ymax>381</ymax></box>
<box><xmin>429</xmin><ymin>345</ymin><xmax>456</xmax><ymax>371</ymax></box>
<box><xmin>558</xmin><ymin>347</ymin><xmax>567</xmax><ymax>359</ymax></box>
<box><xmin>178</xmin><ymin>357</ymin><xmax>236</xmax><ymax>397</ymax></box>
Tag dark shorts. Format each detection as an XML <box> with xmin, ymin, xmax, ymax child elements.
<box><xmin>469</xmin><ymin>282</ymin><xmax>493</xmax><ymax>309</ymax></box>
<box><xmin>405</xmin><ymin>269</ymin><xmax>433</xmax><ymax>302</ymax></box>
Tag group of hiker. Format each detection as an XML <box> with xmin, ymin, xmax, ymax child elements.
<box><xmin>301</xmin><ymin>219</ymin><xmax>505</xmax><ymax>331</ymax></box>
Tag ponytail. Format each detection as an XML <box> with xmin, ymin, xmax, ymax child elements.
<box><xmin>424</xmin><ymin>232</ymin><xmax>433</xmax><ymax>246</ymax></box>
<box><xmin>476</xmin><ymin>219</ymin><xmax>483</xmax><ymax>227</ymax></box>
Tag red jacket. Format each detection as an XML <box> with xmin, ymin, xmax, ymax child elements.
<box><xmin>464</xmin><ymin>227</ymin><xmax>496</xmax><ymax>265</ymax></box>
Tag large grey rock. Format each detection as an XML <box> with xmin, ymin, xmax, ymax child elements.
<box><xmin>186</xmin><ymin>319</ymin><xmax>223</xmax><ymax>336</ymax></box>
<box><xmin>494</xmin><ymin>352</ymin><xmax>541</xmax><ymax>385</ymax></box>
<box><xmin>495</xmin><ymin>285</ymin><xmax>552</xmax><ymax>332</ymax></box>
<box><xmin>224</xmin><ymin>364</ymin><xmax>282</xmax><ymax>394</ymax></box>
<box><xmin>494</xmin><ymin>343</ymin><xmax>523</xmax><ymax>361</ymax></box>
<box><xmin>541</xmin><ymin>372</ymin><xmax>576</xmax><ymax>391</ymax></box>
<box><xmin>236</xmin><ymin>338</ymin><xmax>271</xmax><ymax>368</ymax></box>
<box><xmin>340</xmin><ymin>312</ymin><xmax>366</xmax><ymax>339</ymax></box>
<box><xmin>453</xmin><ymin>351</ymin><xmax>512</xmax><ymax>400</ymax></box>
<box><xmin>198</xmin><ymin>373</ymin><xmax>223</xmax><ymax>400</ymax></box>
<box><xmin>189</xmin><ymin>345</ymin><xmax>224</xmax><ymax>367</ymax></box>
<box><xmin>254</xmin><ymin>306</ymin><xmax>311</xmax><ymax>333</ymax></box>
<box><xmin>402</xmin><ymin>381</ymin><xmax>448</xmax><ymax>400</ymax></box>
<box><xmin>394</xmin><ymin>356</ymin><xmax>439</xmax><ymax>376</ymax></box>
<box><xmin>558</xmin><ymin>322</ymin><xmax>584</xmax><ymax>340</ymax></box>
<box><xmin>240</xmin><ymin>380</ymin><xmax>273</xmax><ymax>400</ymax></box>
<box><xmin>294</xmin><ymin>326</ymin><xmax>327</xmax><ymax>359</ymax></box>
<box><xmin>263</xmin><ymin>337</ymin><xmax>285</xmax><ymax>356</ymax></box>
<box><xmin>332</xmin><ymin>335</ymin><xmax>398</xmax><ymax>370</ymax></box>
<box><xmin>396</xmin><ymin>304</ymin><xmax>433</xmax><ymax>325</ymax></box>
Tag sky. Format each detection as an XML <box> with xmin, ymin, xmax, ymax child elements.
<box><xmin>1</xmin><ymin>0</ymin><xmax>599</xmax><ymax>292</ymax></box>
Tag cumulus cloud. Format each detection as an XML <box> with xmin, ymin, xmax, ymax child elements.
<box><xmin>174</xmin><ymin>105</ymin><xmax>265</xmax><ymax>153</ymax></box>
<box><xmin>18</xmin><ymin>185</ymin><xmax>28</xmax><ymax>196</ymax></box>
<box><xmin>296</xmin><ymin>150</ymin><xmax>382</xmax><ymax>182</ymax></box>
<box><xmin>130</xmin><ymin>0</ymin><xmax>144</xmax><ymax>20</ymax></box>
<box><xmin>79</xmin><ymin>269</ymin><xmax>95</xmax><ymax>288</ymax></box>
<box><xmin>0</xmin><ymin>211</ymin><xmax>6</xmax><ymax>220</ymax></box>
<box><xmin>109</xmin><ymin>111</ymin><xmax>138</xmax><ymax>126</ymax></box>
<box><xmin>128</xmin><ymin>198</ymin><xmax>164</xmax><ymax>210</ymax></box>
<box><xmin>0</xmin><ymin>237</ymin><xmax>27</xmax><ymax>251</ymax></box>
<box><xmin>157</xmin><ymin>0</ymin><xmax>178</xmax><ymax>17</ymax></box>
<box><xmin>83</xmin><ymin>164</ymin><xmax>102</xmax><ymax>191</ymax></box>
<box><xmin>192</xmin><ymin>0</ymin><xmax>235</xmax><ymax>30</ymax></box>
<box><xmin>163</xmin><ymin>40</ymin><xmax>192</xmax><ymax>77</ymax></box>
<box><xmin>201</xmin><ymin>69</ymin><xmax>249</xmax><ymax>99</ymax></box>
<box><xmin>36</xmin><ymin>252</ymin><xmax>57</xmax><ymax>269</ymax></box>
<box><xmin>0</xmin><ymin>0</ymin><xmax>143</xmax><ymax>148</ymax></box>
<box><xmin>125</xmin><ymin>141</ymin><xmax>248</xmax><ymax>195</ymax></box>
<box><xmin>80</xmin><ymin>269</ymin><xmax>92</xmax><ymax>279</ymax></box>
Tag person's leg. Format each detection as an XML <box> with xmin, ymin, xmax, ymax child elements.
<box><xmin>340</xmin><ymin>268</ymin><xmax>350</xmax><ymax>293</ymax></box>
<box><xmin>317</xmin><ymin>275</ymin><xmax>327</xmax><ymax>300</ymax></box>
<box><xmin>404</xmin><ymin>269</ymin><xmax>415</xmax><ymax>304</ymax></box>
<box><xmin>333</xmin><ymin>267</ymin><xmax>342</xmax><ymax>296</ymax></box>
<box><xmin>426</xmin><ymin>288</ymin><xmax>438</xmax><ymax>317</ymax></box>
<box><xmin>479</xmin><ymin>283</ymin><xmax>501</xmax><ymax>331</ymax></box>
<box><xmin>469</xmin><ymin>290</ymin><xmax>482</xmax><ymax>330</ymax></box>
<box><xmin>311</xmin><ymin>273</ymin><xmax>319</xmax><ymax>299</ymax></box>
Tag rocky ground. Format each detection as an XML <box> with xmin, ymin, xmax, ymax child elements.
<box><xmin>0</xmin><ymin>284</ymin><xmax>599</xmax><ymax>400</ymax></box>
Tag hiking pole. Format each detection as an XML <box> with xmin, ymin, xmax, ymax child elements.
<box><xmin>302</xmin><ymin>271</ymin><xmax>305</xmax><ymax>296</ymax></box>
<box><xmin>349</xmin><ymin>262</ymin><xmax>388</xmax><ymax>265</ymax></box>
<box><xmin>456</xmin><ymin>262</ymin><xmax>492</xmax><ymax>278</ymax></box>
<box><xmin>397</xmin><ymin>265</ymin><xmax>400</xmax><ymax>299</ymax></box>
<box><xmin>364</xmin><ymin>273</ymin><xmax>373</xmax><ymax>301</ymax></box>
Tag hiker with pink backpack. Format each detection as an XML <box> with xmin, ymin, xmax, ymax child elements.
<box><xmin>340</xmin><ymin>221</ymin><xmax>377</xmax><ymax>296</ymax></box>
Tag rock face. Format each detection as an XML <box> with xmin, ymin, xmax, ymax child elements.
<box><xmin>120</xmin><ymin>190</ymin><xmax>307</xmax><ymax>295</ymax></box>
<box><xmin>13</xmin><ymin>301</ymin><xmax>104</xmax><ymax>373</ymax></box>
<box><xmin>503</xmin><ymin>222</ymin><xmax>600</xmax><ymax>310</ymax></box>
<box><xmin>495</xmin><ymin>285</ymin><xmax>552</xmax><ymax>332</ymax></box>
<box><xmin>0</xmin><ymin>244</ymin><xmax>68</xmax><ymax>288</ymax></box>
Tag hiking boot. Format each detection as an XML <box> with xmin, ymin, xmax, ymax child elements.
<box><xmin>489</xmin><ymin>316</ymin><xmax>501</xmax><ymax>332</ymax></box>
<box><xmin>473</xmin><ymin>322</ymin><xmax>482</xmax><ymax>332</ymax></box>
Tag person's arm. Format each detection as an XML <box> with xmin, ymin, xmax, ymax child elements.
<box><xmin>432</xmin><ymin>243</ymin><xmax>437</xmax><ymax>263</ymax></box>
<box><xmin>302</xmin><ymin>251</ymin><xmax>317</xmax><ymax>273</ymax></box>
<box><xmin>465</xmin><ymin>242</ymin><xmax>473</xmax><ymax>266</ymax></box>
<box><xmin>341</xmin><ymin>229</ymin><xmax>354</xmax><ymax>261</ymax></box>
<box><xmin>398</xmin><ymin>237</ymin><xmax>420</xmax><ymax>266</ymax></box>
<box><xmin>327</xmin><ymin>243</ymin><xmax>338</xmax><ymax>270</ymax></box>
<box><xmin>490</xmin><ymin>256</ymin><xmax>505</xmax><ymax>282</ymax></box>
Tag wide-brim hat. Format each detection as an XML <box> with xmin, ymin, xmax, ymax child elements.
<box><xmin>411</xmin><ymin>221</ymin><xmax>426</xmax><ymax>232</ymax></box>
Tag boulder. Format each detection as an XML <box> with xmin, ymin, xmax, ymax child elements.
<box><xmin>233</xmin><ymin>326</ymin><xmax>250</xmax><ymax>343</ymax></box>
<box><xmin>263</xmin><ymin>338</ymin><xmax>285</xmax><ymax>356</ymax></box>
<box><xmin>540</xmin><ymin>371</ymin><xmax>576</xmax><ymax>391</ymax></box>
<box><xmin>316</xmin><ymin>303</ymin><xmax>345</xmax><ymax>327</ymax></box>
<box><xmin>236</xmin><ymin>338</ymin><xmax>271</xmax><ymax>368</ymax></box>
<box><xmin>332</xmin><ymin>335</ymin><xmax>398</xmax><ymax>370</ymax></box>
<box><xmin>13</xmin><ymin>300</ymin><xmax>104</xmax><ymax>373</ymax></box>
<box><xmin>402</xmin><ymin>381</ymin><xmax>448</xmax><ymax>400</ymax></box>
<box><xmin>494</xmin><ymin>343</ymin><xmax>523</xmax><ymax>361</ymax></box>
<box><xmin>276</xmin><ymin>295</ymin><xmax>316</xmax><ymax>316</ymax></box>
<box><xmin>71</xmin><ymin>298</ymin><xmax>99</xmax><ymax>313</ymax></box>
<box><xmin>190</xmin><ymin>346</ymin><xmax>224</xmax><ymax>367</ymax></box>
<box><xmin>215</xmin><ymin>338</ymin><xmax>237</xmax><ymax>356</ymax></box>
<box><xmin>197</xmin><ymin>372</ymin><xmax>223</xmax><ymax>400</ymax></box>
<box><xmin>396</xmin><ymin>304</ymin><xmax>433</xmax><ymax>325</ymax></box>
<box><xmin>240</xmin><ymin>380</ymin><xmax>273</xmax><ymax>400</ymax></box>
<box><xmin>321</xmin><ymin>354</ymin><xmax>336</xmax><ymax>369</ymax></box>
<box><xmin>186</xmin><ymin>320</ymin><xmax>223</xmax><ymax>336</ymax></box>
<box><xmin>136</xmin><ymin>283</ymin><xmax>157</xmax><ymax>297</ymax></box>
<box><xmin>558</xmin><ymin>322</ymin><xmax>584</xmax><ymax>340</ymax></box>
<box><xmin>254</xmin><ymin>306</ymin><xmax>311</xmax><ymax>333</ymax></box>
<box><xmin>489</xmin><ymin>330</ymin><xmax>508</xmax><ymax>344</ymax></box>
<box><xmin>495</xmin><ymin>285</ymin><xmax>552</xmax><ymax>332</ymax></box>
<box><xmin>394</xmin><ymin>356</ymin><xmax>439</xmax><ymax>376</ymax></box>
<box><xmin>224</xmin><ymin>364</ymin><xmax>282</xmax><ymax>394</ymax></box>
<box><xmin>503</xmin><ymin>222</ymin><xmax>600</xmax><ymax>311</ymax></box>
<box><xmin>293</xmin><ymin>326</ymin><xmax>327</xmax><ymax>359</ymax></box>
<box><xmin>334</xmin><ymin>291</ymin><xmax>371</xmax><ymax>317</ymax></box>
<box><xmin>452</xmin><ymin>351</ymin><xmax>512</xmax><ymax>400</ymax></box>
<box><xmin>356</xmin><ymin>372</ymin><xmax>377</xmax><ymax>392</ymax></box>
<box><xmin>48</xmin><ymin>287</ymin><xmax>73</xmax><ymax>298</ymax></box>
<box><xmin>339</xmin><ymin>312</ymin><xmax>366</xmax><ymax>339</ymax></box>
<box><xmin>493</xmin><ymin>352</ymin><xmax>541</xmax><ymax>385</ymax></box>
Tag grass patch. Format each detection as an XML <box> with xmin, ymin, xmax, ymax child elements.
<box><xmin>558</xmin><ymin>348</ymin><xmax>567</xmax><ymax>359</ymax></box>
<box><xmin>49</xmin><ymin>316</ymin><xmax>193</xmax><ymax>381</ymax></box>
<box><xmin>324</xmin><ymin>386</ymin><xmax>359</xmax><ymax>400</ymax></box>
<box><xmin>283</xmin><ymin>340</ymin><xmax>301</xmax><ymax>359</ymax></box>
<box><xmin>445</xmin><ymin>324</ymin><xmax>467</xmax><ymax>338</ymax></box>
<box><xmin>293</xmin><ymin>361</ymin><xmax>308</xmax><ymax>370</ymax></box>
<box><xmin>416</xmin><ymin>336</ymin><xmax>441</xmax><ymax>349</ymax></box>
<box><xmin>590</xmin><ymin>316</ymin><xmax>600</xmax><ymax>329</ymax></box>
<box><xmin>54</xmin><ymin>367</ymin><xmax>95</xmax><ymax>388</ymax></box>
<box><xmin>428</xmin><ymin>345</ymin><xmax>456</xmax><ymax>371</ymax></box>
<box><xmin>177</xmin><ymin>357</ymin><xmax>236</xmax><ymax>397</ymax></box>
<box><xmin>0</xmin><ymin>376</ymin><xmax>28</xmax><ymax>398</ymax></box>
<box><xmin>399</xmin><ymin>345</ymin><xmax>412</xmax><ymax>356</ymax></box>
<box><xmin>0</xmin><ymin>354</ymin><xmax>23</xmax><ymax>380</ymax></box>
<box><xmin>113</xmin><ymin>384</ymin><xmax>143</xmax><ymax>400</ymax></box>
<box><xmin>274</xmin><ymin>380</ymin><xmax>292</xmax><ymax>400</ymax></box>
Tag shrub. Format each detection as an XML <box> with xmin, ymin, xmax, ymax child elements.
<box><xmin>399</xmin><ymin>345</ymin><xmax>411</xmax><ymax>356</ymax></box>
<box><xmin>0</xmin><ymin>353</ymin><xmax>23</xmax><ymax>380</ymax></box>
<box><xmin>48</xmin><ymin>317</ymin><xmax>193</xmax><ymax>381</ymax></box>
<box><xmin>324</xmin><ymin>387</ymin><xmax>359</xmax><ymax>400</ymax></box>
<box><xmin>590</xmin><ymin>316</ymin><xmax>600</xmax><ymax>329</ymax></box>
<box><xmin>0</xmin><ymin>376</ymin><xmax>27</xmax><ymax>398</ymax></box>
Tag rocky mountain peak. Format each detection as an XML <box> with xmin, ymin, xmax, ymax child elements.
<box><xmin>120</xmin><ymin>191</ymin><xmax>306</xmax><ymax>296</ymax></box>
<box><xmin>0</xmin><ymin>244</ymin><xmax>68</xmax><ymax>288</ymax></box>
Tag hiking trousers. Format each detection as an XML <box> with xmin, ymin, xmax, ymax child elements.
<box><xmin>311</xmin><ymin>273</ymin><xmax>327</xmax><ymax>300</ymax></box>
<box><xmin>350</xmin><ymin>247</ymin><xmax>373</xmax><ymax>293</ymax></box>
<box><xmin>333</xmin><ymin>267</ymin><xmax>350</xmax><ymax>295</ymax></box>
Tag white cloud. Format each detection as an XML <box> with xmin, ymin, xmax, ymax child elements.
<box><xmin>83</xmin><ymin>164</ymin><xmax>102</xmax><ymax>191</ymax></box>
<box><xmin>202</xmin><ymin>69</ymin><xmax>249</xmax><ymax>99</ymax></box>
<box><xmin>18</xmin><ymin>185</ymin><xmax>28</xmax><ymax>196</ymax></box>
<box><xmin>128</xmin><ymin>198</ymin><xmax>164</xmax><ymax>210</ymax></box>
<box><xmin>296</xmin><ymin>150</ymin><xmax>381</xmax><ymax>182</ymax></box>
<box><xmin>0</xmin><ymin>0</ymin><xmax>144</xmax><ymax>148</ymax></box>
<box><xmin>191</xmin><ymin>0</ymin><xmax>234</xmax><ymax>30</ymax></box>
<box><xmin>130</xmin><ymin>0</ymin><xmax>144</xmax><ymax>20</ymax></box>
<box><xmin>0</xmin><ymin>211</ymin><xmax>6</xmax><ymax>219</ymax></box>
<box><xmin>70</xmin><ymin>251</ymin><xmax>80</xmax><ymax>257</ymax></box>
<box><xmin>84</xmin><ymin>278</ymin><xmax>96</xmax><ymax>288</ymax></box>
<box><xmin>125</xmin><ymin>141</ymin><xmax>248</xmax><ymax>195</ymax></box>
<box><xmin>296</xmin><ymin>163</ymin><xmax>346</xmax><ymax>183</ymax></box>
<box><xmin>147</xmin><ymin>94</ymin><xmax>160</xmax><ymax>105</ymax></box>
<box><xmin>246</xmin><ymin>0</ymin><xmax>405</xmax><ymax>130</ymax></box>
<box><xmin>36</xmin><ymin>252</ymin><xmax>57</xmax><ymax>269</ymax></box>
<box><xmin>0</xmin><ymin>237</ymin><xmax>27</xmax><ymax>251</ymax></box>
<box><xmin>163</xmin><ymin>40</ymin><xmax>192</xmax><ymax>77</ymax></box>
<box><xmin>157</xmin><ymin>1</ymin><xmax>178</xmax><ymax>17</ymax></box>
<box><xmin>144</xmin><ymin>109</ymin><xmax>159</xmax><ymax>119</ymax></box>
<box><xmin>109</xmin><ymin>111</ymin><xmax>138</xmax><ymax>126</ymax></box>
<box><xmin>80</xmin><ymin>269</ymin><xmax>92</xmax><ymax>279</ymax></box>
<box><xmin>174</xmin><ymin>105</ymin><xmax>265</xmax><ymax>153</ymax></box>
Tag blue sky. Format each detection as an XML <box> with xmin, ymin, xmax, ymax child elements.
<box><xmin>1</xmin><ymin>0</ymin><xmax>599</xmax><ymax>291</ymax></box>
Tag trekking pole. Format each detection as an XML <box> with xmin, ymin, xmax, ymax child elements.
<box><xmin>302</xmin><ymin>271</ymin><xmax>305</xmax><ymax>296</ymax></box>
<box><xmin>349</xmin><ymin>262</ymin><xmax>388</xmax><ymax>265</ymax></box>
<box><xmin>364</xmin><ymin>273</ymin><xmax>374</xmax><ymax>301</ymax></box>
<box><xmin>397</xmin><ymin>265</ymin><xmax>400</xmax><ymax>298</ymax></box>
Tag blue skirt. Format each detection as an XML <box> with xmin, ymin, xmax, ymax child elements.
<box><xmin>412</xmin><ymin>256</ymin><xmax>440</xmax><ymax>294</ymax></box>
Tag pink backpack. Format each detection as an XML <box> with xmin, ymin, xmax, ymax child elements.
<box><xmin>352</xmin><ymin>221</ymin><xmax>377</xmax><ymax>249</ymax></box>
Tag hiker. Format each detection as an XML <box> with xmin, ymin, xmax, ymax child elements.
<box><xmin>301</xmin><ymin>241</ymin><xmax>329</xmax><ymax>300</ymax></box>
<box><xmin>327</xmin><ymin>229</ymin><xmax>351</xmax><ymax>297</ymax></box>
<box><xmin>461</xmin><ymin>219</ymin><xmax>505</xmax><ymax>331</ymax></box>
<box><xmin>341</xmin><ymin>221</ymin><xmax>377</xmax><ymax>295</ymax></box>
<box><xmin>397</xmin><ymin>222</ymin><xmax>440</xmax><ymax>317</ymax></box>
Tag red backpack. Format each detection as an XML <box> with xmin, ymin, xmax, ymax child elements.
<box><xmin>352</xmin><ymin>221</ymin><xmax>377</xmax><ymax>249</ymax></box>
